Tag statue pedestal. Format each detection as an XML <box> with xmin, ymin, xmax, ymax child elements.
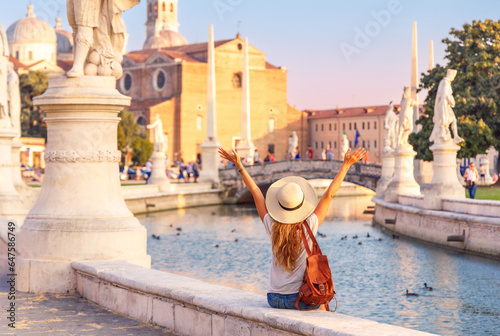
<box><xmin>375</xmin><ymin>150</ymin><xmax>395</xmax><ymax>198</ymax></box>
<box><xmin>18</xmin><ymin>76</ymin><xmax>150</xmax><ymax>293</ymax></box>
<box><xmin>0</xmin><ymin>128</ymin><xmax>23</xmax><ymax>215</ymax></box>
<box><xmin>147</xmin><ymin>151</ymin><xmax>170</xmax><ymax>190</ymax></box>
<box><xmin>478</xmin><ymin>154</ymin><xmax>494</xmax><ymax>185</ymax></box>
<box><xmin>236</xmin><ymin>141</ymin><xmax>255</xmax><ymax>165</ymax></box>
<box><xmin>199</xmin><ymin>139</ymin><xmax>221</xmax><ymax>184</ymax></box>
<box><xmin>423</xmin><ymin>141</ymin><xmax>465</xmax><ymax>210</ymax></box>
<box><xmin>384</xmin><ymin>144</ymin><xmax>420</xmax><ymax>203</ymax></box>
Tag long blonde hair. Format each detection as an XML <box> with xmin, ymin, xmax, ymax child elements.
<box><xmin>271</xmin><ymin>221</ymin><xmax>304</xmax><ymax>273</ymax></box>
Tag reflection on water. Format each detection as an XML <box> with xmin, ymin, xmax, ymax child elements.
<box><xmin>137</xmin><ymin>196</ymin><xmax>500</xmax><ymax>336</ymax></box>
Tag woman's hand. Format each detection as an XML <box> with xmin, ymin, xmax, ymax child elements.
<box><xmin>343</xmin><ymin>147</ymin><xmax>366</xmax><ymax>166</ymax></box>
<box><xmin>218</xmin><ymin>148</ymin><xmax>243</xmax><ymax>169</ymax></box>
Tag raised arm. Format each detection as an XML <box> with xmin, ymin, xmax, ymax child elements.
<box><xmin>218</xmin><ymin>148</ymin><xmax>268</xmax><ymax>221</ymax></box>
<box><xmin>314</xmin><ymin>147</ymin><xmax>366</xmax><ymax>226</ymax></box>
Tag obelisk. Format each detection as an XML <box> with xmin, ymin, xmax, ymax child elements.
<box><xmin>411</xmin><ymin>22</ymin><xmax>419</xmax><ymax>132</ymax></box>
<box><xmin>235</xmin><ymin>37</ymin><xmax>255</xmax><ymax>164</ymax></box>
<box><xmin>199</xmin><ymin>25</ymin><xmax>221</xmax><ymax>183</ymax></box>
<box><xmin>429</xmin><ymin>40</ymin><xmax>434</xmax><ymax>71</ymax></box>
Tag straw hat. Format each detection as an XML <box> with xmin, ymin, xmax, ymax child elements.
<box><xmin>266</xmin><ymin>176</ymin><xmax>317</xmax><ymax>224</ymax></box>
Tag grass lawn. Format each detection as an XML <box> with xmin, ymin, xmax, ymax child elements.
<box><xmin>466</xmin><ymin>184</ymin><xmax>500</xmax><ymax>200</ymax></box>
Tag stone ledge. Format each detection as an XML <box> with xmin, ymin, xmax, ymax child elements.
<box><xmin>72</xmin><ymin>260</ymin><xmax>435</xmax><ymax>336</ymax></box>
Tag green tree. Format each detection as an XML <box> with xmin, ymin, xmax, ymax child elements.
<box><xmin>19</xmin><ymin>71</ymin><xmax>48</xmax><ymax>138</ymax></box>
<box><xmin>117</xmin><ymin>109</ymin><xmax>152</xmax><ymax>165</ymax></box>
<box><xmin>410</xmin><ymin>20</ymin><xmax>500</xmax><ymax>166</ymax></box>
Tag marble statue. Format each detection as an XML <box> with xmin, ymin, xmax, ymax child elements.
<box><xmin>397</xmin><ymin>87</ymin><xmax>416</xmax><ymax>147</ymax></box>
<box><xmin>66</xmin><ymin>0</ymin><xmax>140</xmax><ymax>79</ymax></box>
<box><xmin>288</xmin><ymin>131</ymin><xmax>298</xmax><ymax>157</ymax></box>
<box><xmin>341</xmin><ymin>132</ymin><xmax>349</xmax><ymax>158</ymax></box>
<box><xmin>7</xmin><ymin>62</ymin><xmax>21</xmax><ymax>138</ymax></box>
<box><xmin>147</xmin><ymin>113</ymin><xmax>165</xmax><ymax>153</ymax></box>
<box><xmin>383</xmin><ymin>101</ymin><xmax>399</xmax><ymax>151</ymax></box>
<box><xmin>430</xmin><ymin>69</ymin><xmax>464</xmax><ymax>144</ymax></box>
<box><xmin>0</xmin><ymin>23</ymin><xmax>11</xmax><ymax>129</ymax></box>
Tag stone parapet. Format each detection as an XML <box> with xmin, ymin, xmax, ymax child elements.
<box><xmin>373</xmin><ymin>196</ymin><xmax>500</xmax><ymax>258</ymax></box>
<box><xmin>73</xmin><ymin>260</ymin><xmax>436</xmax><ymax>336</ymax></box>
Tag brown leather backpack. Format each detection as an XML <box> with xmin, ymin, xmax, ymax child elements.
<box><xmin>295</xmin><ymin>222</ymin><xmax>336</xmax><ymax>311</ymax></box>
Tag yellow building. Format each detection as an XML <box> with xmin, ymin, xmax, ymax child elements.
<box><xmin>120</xmin><ymin>0</ymin><xmax>307</xmax><ymax>163</ymax></box>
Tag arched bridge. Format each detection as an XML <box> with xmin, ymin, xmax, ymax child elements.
<box><xmin>219</xmin><ymin>159</ymin><xmax>381</xmax><ymax>203</ymax></box>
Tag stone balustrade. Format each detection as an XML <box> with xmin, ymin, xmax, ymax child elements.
<box><xmin>73</xmin><ymin>260</ymin><xmax>435</xmax><ymax>336</ymax></box>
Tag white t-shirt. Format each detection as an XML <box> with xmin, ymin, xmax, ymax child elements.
<box><xmin>262</xmin><ymin>213</ymin><xmax>319</xmax><ymax>294</ymax></box>
<box><xmin>465</xmin><ymin>168</ymin><xmax>478</xmax><ymax>182</ymax></box>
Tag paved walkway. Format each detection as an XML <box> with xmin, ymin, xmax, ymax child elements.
<box><xmin>0</xmin><ymin>289</ymin><xmax>180</xmax><ymax>336</ymax></box>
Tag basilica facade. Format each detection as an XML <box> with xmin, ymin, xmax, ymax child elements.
<box><xmin>119</xmin><ymin>0</ymin><xmax>308</xmax><ymax>163</ymax></box>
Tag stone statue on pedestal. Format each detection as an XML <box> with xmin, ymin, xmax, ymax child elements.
<box><xmin>430</xmin><ymin>69</ymin><xmax>463</xmax><ymax>144</ymax></box>
<box><xmin>7</xmin><ymin>62</ymin><xmax>20</xmax><ymax>138</ymax></box>
<box><xmin>0</xmin><ymin>24</ymin><xmax>11</xmax><ymax>129</ymax></box>
<box><xmin>66</xmin><ymin>0</ymin><xmax>139</xmax><ymax>78</ymax></box>
<box><xmin>147</xmin><ymin>113</ymin><xmax>165</xmax><ymax>153</ymax></box>
<box><xmin>383</xmin><ymin>101</ymin><xmax>398</xmax><ymax>152</ymax></box>
<box><xmin>288</xmin><ymin>131</ymin><xmax>298</xmax><ymax>157</ymax></box>
<box><xmin>341</xmin><ymin>132</ymin><xmax>349</xmax><ymax>159</ymax></box>
<box><xmin>397</xmin><ymin>87</ymin><xmax>416</xmax><ymax>147</ymax></box>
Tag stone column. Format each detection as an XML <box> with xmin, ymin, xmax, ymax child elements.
<box><xmin>422</xmin><ymin>141</ymin><xmax>465</xmax><ymax>209</ymax></box>
<box><xmin>17</xmin><ymin>76</ymin><xmax>150</xmax><ymax>293</ymax></box>
<box><xmin>199</xmin><ymin>25</ymin><xmax>221</xmax><ymax>184</ymax></box>
<box><xmin>235</xmin><ymin>37</ymin><xmax>255</xmax><ymax>164</ymax></box>
<box><xmin>147</xmin><ymin>151</ymin><xmax>170</xmax><ymax>190</ymax></box>
<box><xmin>375</xmin><ymin>150</ymin><xmax>395</xmax><ymax>198</ymax></box>
<box><xmin>384</xmin><ymin>144</ymin><xmax>420</xmax><ymax>203</ymax></box>
<box><xmin>0</xmin><ymin>128</ymin><xmax>22</xmax><ymax>215</ymax></box>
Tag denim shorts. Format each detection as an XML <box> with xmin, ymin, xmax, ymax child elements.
<box><xmin>267</xmin><ymin>292</ymin><xmax>320</xmax><ymax>310</ymax></box>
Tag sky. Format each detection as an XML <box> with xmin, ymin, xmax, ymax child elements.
<box><xmin>2</xmin><ymin>0</ymin><xmax>500</xmax><ymax>110</ymax></box>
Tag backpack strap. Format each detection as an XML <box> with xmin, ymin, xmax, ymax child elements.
<box><xmin>300</xmin><ymin>222</ymin><xmax>322</xmax><ymax>256</ymax></box>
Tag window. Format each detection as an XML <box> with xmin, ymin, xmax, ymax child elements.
<box><xmin>349</xmin><ymin>140</ymin><xmax>352</xmax><ymax>147</ymax></box>
<box><xmin>232</xmin><ymin>72</ymin><xmax>242</xmax><ymax>88</ymax></box>
<box><xmin>269</xmin><ymin>118</ymin><xmax>274</xmax><ymax>133</ymax></box>
<box><xmin>196</xmin><ymin>115</ymin><xmax>203</xmax><ymax>131</ymax></box>
<box><xmin>362</xmin><ymin>122</ymin><xmax>365</xmax><ymax>130</ymax></box>
<box><xmin>121</xmin><ymin>72</ymin><xmax>133</xmax><ymax>93</ymax></box>
<box><xmin>321</xmin><ymin>141</ymin><xmax>324</xmax><ymax>149</ymax></box>
<box><xmin>354</xmin><ymin>122</ymin><xmax>357</xmax><ymax>130</ymax></box>
<box><xmin>374</xmin><ymin>140</ymin><xmax>377</xmax><ymax>148</ymax></box>
<box><xmin>334</xmin><ymin>141</ymin><xmax>337</xmax><ymax>149</ymax></box>
<box><xmin>315</xmin><ymin>124</ymin><xmax>318</xmax><ymax>131</ymax></box>
<box><xmin>374</xmin><ymin>122</ymin><xmax>377</xmax><ymax>129</ymax></box>
<box><xmin>343</xmin><ymin>123</ymin><xmax>345</xmax><ymax>130</ymax></box>
<box><xmin>321</xmin><ymin>124</ymin><xmax>324</xmax><ymax>131</ymax></box>
<box><xmin>349</xmin><ymin>123</ymin><xmax>352</xmax><ymax>130</ymax></box>
<box><xmin>329</xmin><ymin>124</ymin><xmax>332</xmax><ymax>131</ymax></box>
<box><xmin>315</xmin><ymin>142</ymin><xmax>318</xmax><ymax>149</ymax></box>
<box><xmin>170</xmin><ymin>2</ymin><xmax>174</xmax><ymax>12</ymax></box>
<box><xmin>362</xmin><ymin>140</ymin><xmax>365</xmax><ymax>148</ymax></box>
<box><xmin>136</xmin><ymin>116</ymin><xmax>146</xmax><ymax>126</ymax></box>
<box><xmin>334</xmin><ymin>124</ymin><xmax>337</xmax><ymax>131</ymax></box>
<box><xmin>162</xmin><ymin>2</ymin><xmax>166</xmax><ymax>11</ymax></box>
<box><xmin>367</xmin><ymin>122</ymin><xmax>370</xmax><ymax>130</ymax></box>
<box><xmin>367</xmin><ymin>140</ymin><xmax>370</xmax><ymax>148</ymax></box>
<box><xmin>153</xmin><ymin>69</ymin><xmax>167</xmax><ymax>91</ymax></box>
<box><xmin>28</xmin><ymin>51</ymin><xmax>33</xmax><ymax>60</ymax></box>
<box><xmin>268</xmin><ymin>144</ymin><xmax>274</xmax><ymax>154</ymax></box>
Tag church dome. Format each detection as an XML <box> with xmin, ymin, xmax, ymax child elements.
<box><xmin>143</xmin><ymin>29</ymin><xmax>187</xmax><ymax>49</ymax></box>
<box><xmin>7</xmin><ymin>5</ymin><xmax>56</xmax><ymax>44</ymax></box>
<box><xmin>54</xmin><ymin>18</ymin><xmax>73</xmax><ymax>54</ymax></box>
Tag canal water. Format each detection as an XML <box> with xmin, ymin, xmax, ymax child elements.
<box><xmin>137</xmin><ymin>196</ymin><xmax>500</xmax><ymax>336</ymax></box>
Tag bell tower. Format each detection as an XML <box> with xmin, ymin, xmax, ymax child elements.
<box><xmin>146</xmin><ymin>0</ymin><xmax>180</xmax><ymax>38</ymax></box>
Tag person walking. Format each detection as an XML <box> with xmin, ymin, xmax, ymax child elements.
<box><xmin>464</xmin><ymin>162</ymin><xmax>478</xmax><ymax>199</ymax></box>
<box><xmin>218</xmin><ymin>146</ymin><xmax>365</xmax><ymax>311</ymax></box>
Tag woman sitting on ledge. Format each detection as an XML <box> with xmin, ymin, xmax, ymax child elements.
<box><xmin>218</xmin><ymin>147</ymin><xmax>365</xmax><ymax>310</ymax></box>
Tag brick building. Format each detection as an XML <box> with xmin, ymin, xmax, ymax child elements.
<box><xmin>118</xmin><ymin>0</ymin><xmax>307</xmax><ymax>163</ymax></box>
